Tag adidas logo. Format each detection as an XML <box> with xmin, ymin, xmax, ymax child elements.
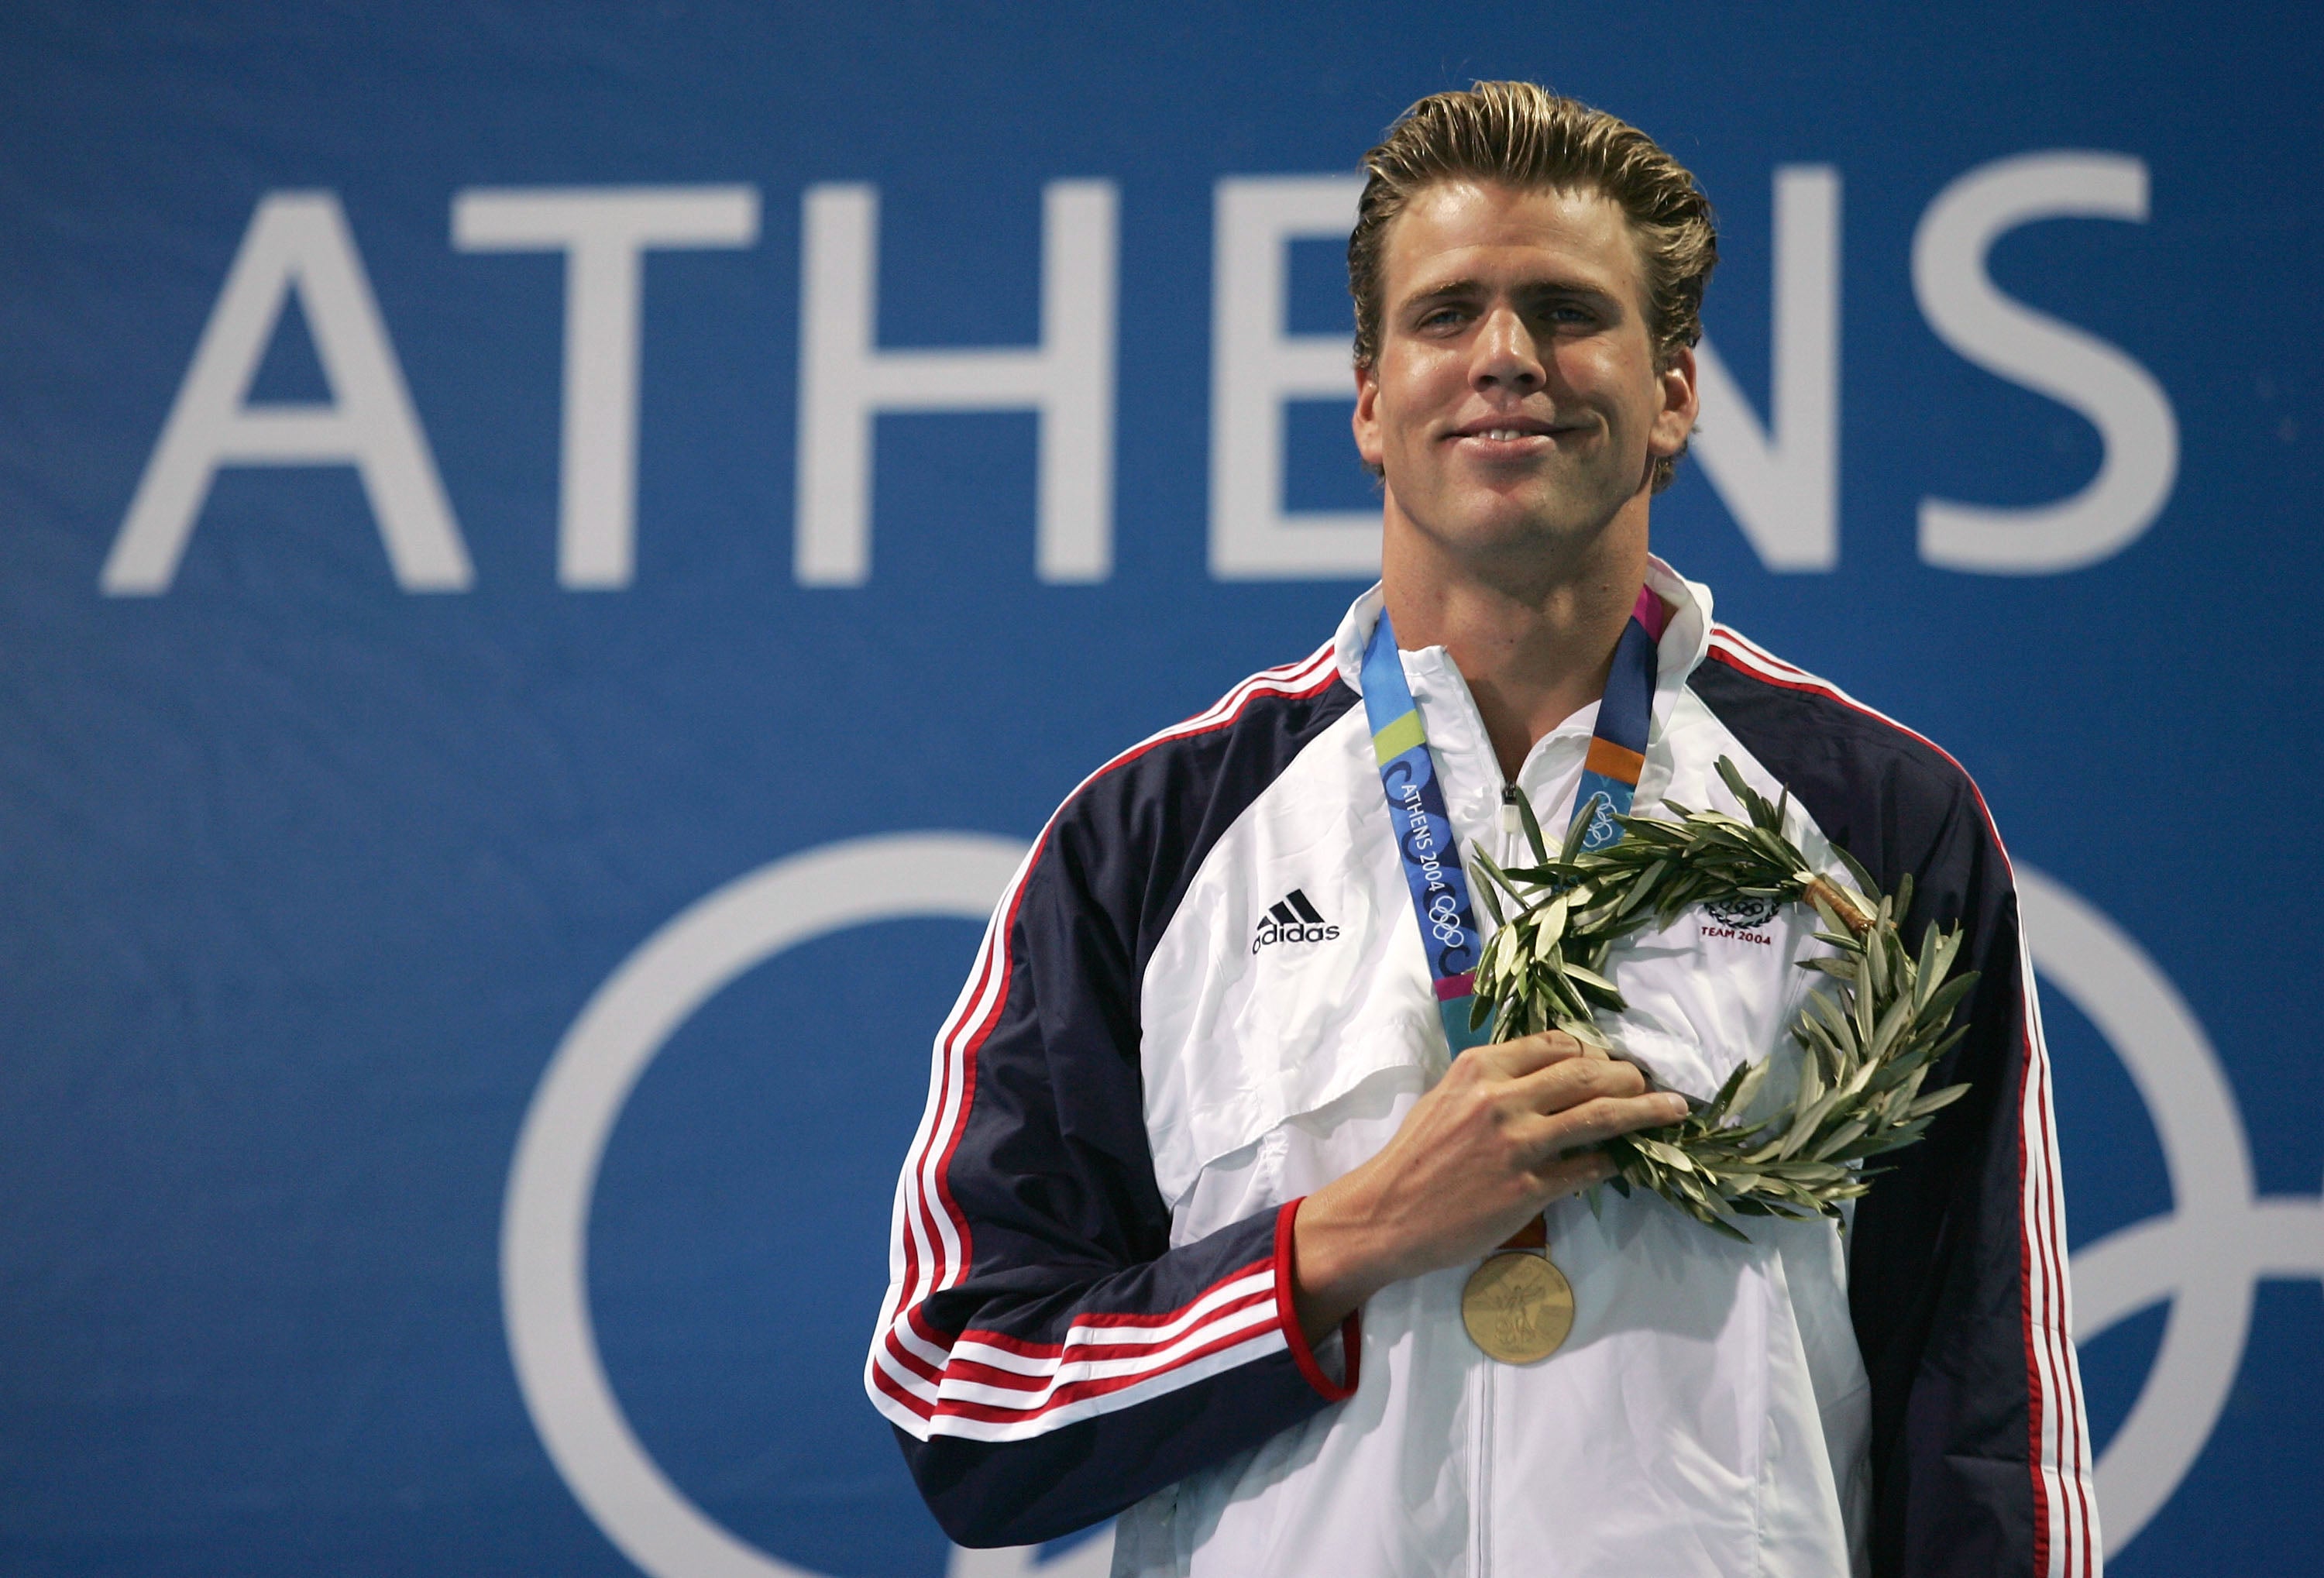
<box><xmin>1251</xmin><ymin>889</ymin><xmax>1340</xmax><ymax>953</ymax></box>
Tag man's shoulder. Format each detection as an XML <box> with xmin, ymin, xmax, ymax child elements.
<box><xmin>1685</xmin><ymin>622</ymin><xmax>2000</xmax><ymax>890</ymax></box>
<box><xmin>1689</xmin><ymin>622</ymin><xmax>1975</xmax><ymax>793</ymax></box>
<box><xmin>1016</xmin><ymin>643</ymin><xmax>1357</xmax><ymax>951</ymax></box>
<box><xmin>1047</xmin><ymin>641</ymin><xmax>1356</xmax><ymax>834</ymax></box>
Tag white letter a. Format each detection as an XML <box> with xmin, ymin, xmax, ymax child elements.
<box><xmin>103</xmin><ymin>191</ymin><xmax>471</xmax><ymax>593</ymax></box>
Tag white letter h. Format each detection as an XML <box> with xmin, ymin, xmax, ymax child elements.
<box><xmin>794</xmin><ymin>182</ymin><xmax>1117</xmax><ymax>586</ymax></box>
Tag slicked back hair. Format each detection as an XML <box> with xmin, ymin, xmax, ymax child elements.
<box><xmin>1349</xmin><ymin>82</ymin><xmax>1717</xmax><ymax>492</ymax></box>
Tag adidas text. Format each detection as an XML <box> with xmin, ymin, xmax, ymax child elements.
<box><xmin>1253</xmin><ymin>889</ymin><xmax>1339</xmax><ymax>953</ymax></box>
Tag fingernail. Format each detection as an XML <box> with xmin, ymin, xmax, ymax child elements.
<box><xmin>1666</xmin><ymin>1095</ymin><xmax>1690</xmax><ymax>1119</ymax></box>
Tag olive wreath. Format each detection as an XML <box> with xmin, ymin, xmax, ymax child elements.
<box><xmin>1467</xmin><ymin>758</ymin><xmax>1975</xmax><ymax>1241</ymax></box>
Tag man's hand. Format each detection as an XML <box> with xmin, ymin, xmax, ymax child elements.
<box><xmin>1288</xmin><ymin>1030</ymin><xmax>1688</xmax><ymax>1346</ymax></box>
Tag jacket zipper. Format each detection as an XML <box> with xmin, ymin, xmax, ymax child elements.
<box><xmin>1470</xmin><ymin>1356</ymin><xmax>1494</xmax><ymax>1577</ymax></box>
<box><xmin>1431</xmin><ymin>667</ymin><xmax>1517</xmax><ymax>1577</ymax></box>
<box><xmin>1473</xmin><ymin>768</ymin><xmax>1525</xmax><ymax>1574</ymax></box>
<box><xmin>1471</xmin><ymin>789</ymin><xmax>1526</xmax><ymax>1575</ymax></box>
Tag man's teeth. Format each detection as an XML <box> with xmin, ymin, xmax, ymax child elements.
<box><xmin>1480</xmin><ymin>428</ymin><xmax>1529</xmax><ymax>440</ymax></box>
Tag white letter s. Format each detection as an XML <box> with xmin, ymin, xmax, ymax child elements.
<box><xmin>1913</xmin><ymin>152</ymin><xmax>2175</xmax><ymax>574</ymax></box>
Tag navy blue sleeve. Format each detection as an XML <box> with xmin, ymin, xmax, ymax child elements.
<box><xmin>1691</xmin><ymin>638</ymin><xmax>2097</xmax><ymax>1578</ymax></box>
<box><xmin>865</xmin><ymin>653</ymin><xmax>1363</xmax><ymax>1548</ymax></box>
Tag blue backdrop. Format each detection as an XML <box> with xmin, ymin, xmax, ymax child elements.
<box><xmin>3</xmin><ymin>4</ymin><xmax>2319</xmax><ymax>1574</ymax></box>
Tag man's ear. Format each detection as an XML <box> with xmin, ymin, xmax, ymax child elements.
<box><xmin>1649</xmin><ymin>345</ymin><xmax>1699</xmax><ymax>460</ymax></box>
<box><xmin>1352</xmin><ymin>363</ymin><xmax>1384</xmax><ymax>470</ymax></box>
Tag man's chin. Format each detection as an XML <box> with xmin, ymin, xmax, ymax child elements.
<box><xmin>1403</xmin><ymin>513</ymin><xmax>1614</xmax><ymax>569</ymax></box>
<box><xmin>1384</xmin><ymin>472</ymin><xmax>1637</xmax><ymax>559</ymax></box>
<box><xmin>1446</xmin><ymin>487</ymin><xmax>1620</xmax><ymax>546</ymax></box>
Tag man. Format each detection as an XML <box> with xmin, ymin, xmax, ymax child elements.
<box><xmin>868</xmin><ymin>83</ymin><xmax>2096</xmax><ymax>1576</ymax></box>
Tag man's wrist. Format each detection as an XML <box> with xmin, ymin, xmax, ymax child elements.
<box><xmin>1274</xmin><ymin>1200</ymin><xmax>1362</xmax><ymax>1400</ymax></box>
<box><xmin>1287</xmin><ymin>1175</ymin><xmax>1396</xmax><ymax>1345</ymax></box>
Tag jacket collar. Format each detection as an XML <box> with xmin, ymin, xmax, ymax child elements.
<box><xmin>1331</xmin><ymin>554</ymin><xmax>1714</xmax><ymax>730</ymax></box>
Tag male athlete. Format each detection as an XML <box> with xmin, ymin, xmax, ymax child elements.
<box><xmin>868</xmin><ymin>83</ymin><xmax>2096</xmax><ymax>1577</ymax></box>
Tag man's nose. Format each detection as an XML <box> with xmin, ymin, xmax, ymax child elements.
<box><xmin>1471</xmin><ymin>306</ymin><xmax>1545</xmax><ymax>392</ymax></box>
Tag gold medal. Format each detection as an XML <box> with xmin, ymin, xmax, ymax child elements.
<box><xmin>1462</xmin><ymin>1249</ymin><xmax>1575</xmax><ymax>1364</ymax></box>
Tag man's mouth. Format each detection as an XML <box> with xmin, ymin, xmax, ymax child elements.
<box><xmin>1445</xmin><ymin>417</ymin><xmax>1577</xmax><ymax>447</ymax></box>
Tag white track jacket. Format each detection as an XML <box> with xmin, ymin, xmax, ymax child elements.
<box><xmin>869</xmin><ymin>561</ymin><xmax>2099</xmax><ymax>1578</ymax></box>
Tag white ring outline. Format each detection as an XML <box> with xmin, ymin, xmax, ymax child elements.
<box><xmin>500</xmin><ymin>832</ymin><xmax>1029</xmax><ymax>1578</ymax></box>
<box><xmin>2024</xmin><ymin>868</ymin><xmax>2324</xmax><ymax>1556</ymax></box>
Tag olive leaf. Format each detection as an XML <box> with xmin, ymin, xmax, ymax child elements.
<box><xmin>1467</xmin><ymin>757</ymin><xmax>1975</xmax><ymax>1240</ymax></box>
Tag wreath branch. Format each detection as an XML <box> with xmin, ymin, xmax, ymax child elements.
<box><xmin>1470</xmin><ymin>757</ymin><xmax>1975</xmax><ymax>1241</ymax></box>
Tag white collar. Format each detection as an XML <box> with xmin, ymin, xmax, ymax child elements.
<box><xmin>1330</xmin><ymin>552</ymin><xmax>1715</xmax><ymax>722</ymax></box>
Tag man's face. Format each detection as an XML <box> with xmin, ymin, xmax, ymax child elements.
<box><xmin>1353</xmin><ymin>180</ymin><xmax>1697</xmax><ymax>566</ymax></box>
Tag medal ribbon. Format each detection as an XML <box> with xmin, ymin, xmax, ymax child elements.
<box><xmin>1360</xmin><ymin>587</ymin><xmax>1665</xmax><ymax>1057</ymax></box>
<box><xmin>1566</xmin><ymin>589</ymin><xmax>1668</xmax><ymax>851</ymax></box>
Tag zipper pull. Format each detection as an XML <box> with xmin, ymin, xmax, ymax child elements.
<box><xmin>1500</xmin><ymin>785</ymin><xmax>1523</xmax><ymax>841</ymax></box>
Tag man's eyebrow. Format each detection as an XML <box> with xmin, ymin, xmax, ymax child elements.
<box><xmin>1397</xmin><ymin>277</ymin><xmax>1623</xmax><ymax>315</ymax></box>
<box><xmin>1397</xmin><ymin>278</ymin><xmax>1486</xmax><ymax>314</ymax></box>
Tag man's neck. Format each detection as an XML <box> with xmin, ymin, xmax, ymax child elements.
<box><xmin>1380</xmin><ymin>510</ymin><xmax>1650</xmax><ymax>782</ymax></box>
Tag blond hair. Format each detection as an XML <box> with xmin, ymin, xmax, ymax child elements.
<box><xmin>1348</xmin><ymin>82</ymin><xmax>1718</xmax><ymax>492</ymax></box>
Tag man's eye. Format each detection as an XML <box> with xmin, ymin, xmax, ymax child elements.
<box><xmin>1417</xmin><ymin>306</ymin><xmax>1469</xmax><ymax>330</ymax></box>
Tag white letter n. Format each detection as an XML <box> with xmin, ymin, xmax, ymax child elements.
<box><xmin>1691</xmin><ymin>167</ymin><xmax>1841</xmax><ymax>572</ymax></box>
<box><xmin>102</xmin><ymin>191</ymin><xmax>471</xmax><ymax>594</ymax></box>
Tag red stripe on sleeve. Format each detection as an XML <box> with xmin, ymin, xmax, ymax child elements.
<box><xmin>1274</xmin><ymin>1198</ymin><xmax>1360</xmax><ymax>1403</ymax></box>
